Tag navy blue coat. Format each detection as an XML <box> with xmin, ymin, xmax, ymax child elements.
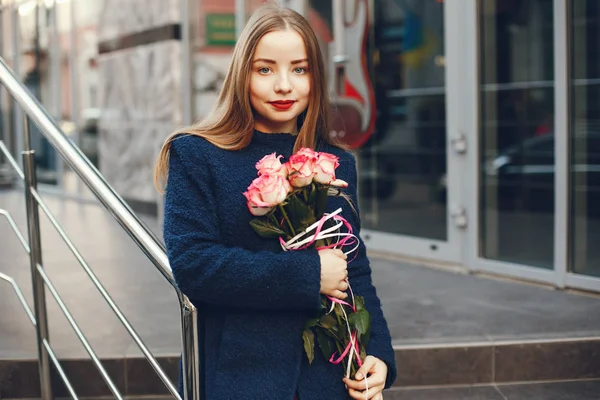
<box><xmin>163</xmin><ymin>131</ymin><xmax>396</xmax><ymax>399</ymax></box>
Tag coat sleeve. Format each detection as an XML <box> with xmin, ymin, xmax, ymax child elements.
<box><xmin>333</xmin><ymin>150</ymin><xmax>397</xmax><ymax>389</ymax></box>
<box><xmin>163</xmin><ymin>137</ymin><xmax>322</xmax><ymax>311</ymax></box>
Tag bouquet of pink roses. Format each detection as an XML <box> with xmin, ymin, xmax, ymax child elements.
<box><xmin>243</xmin><ymin>148</ymin><xmax>371</xmax><ymax>379</ymax></box>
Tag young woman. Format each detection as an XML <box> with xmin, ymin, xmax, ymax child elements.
<box><xmin>154</xmin><ymin>4</ymin><xmax>396</xmax><ymax>399</ymax></box>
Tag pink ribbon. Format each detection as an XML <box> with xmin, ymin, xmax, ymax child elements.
<box><xmin>328</xmin><ymin>331</ymin><xmax>363</xmax><ymax>367</ymax></box>
<box><xmin>327</xmin><ymin>295</ymin><xmax>356</xmax><ymax>313</ymax></box>
<box><xmin>315</xmin><ymin>214</ymin><xmax>359</xmax><ymax>263</ymax></box>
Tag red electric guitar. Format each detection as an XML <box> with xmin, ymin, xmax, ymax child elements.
<box><xmin>328</xmin><ymin>0</ymin><xmax>376</xmax><ymax>149</ymax></box>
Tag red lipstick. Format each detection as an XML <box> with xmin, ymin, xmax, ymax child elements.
<box><xmin>269</xmin><ymin>100</ymin><xmax>295</xmax><ymax>110</ymax></box>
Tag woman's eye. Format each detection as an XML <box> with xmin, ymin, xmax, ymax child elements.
<box><xmin>294</xmin><ymin>67</ymin><xmax>307</xmax><ymax>74</ymax></box>
<box><xmin>258</xmin><ymin>67</ymin><xmax>271</xmax><ymax>74</ymax></box>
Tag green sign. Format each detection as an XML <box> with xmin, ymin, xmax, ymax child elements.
<box><xmin>205</xmin><ymin>14</ymin><xmax>236</xmax><ymax>46</ymax></box>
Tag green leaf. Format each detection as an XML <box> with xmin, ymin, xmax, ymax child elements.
<box><xmin>286</xmin><ymin>194</ymin><xmax>316</xmax><ymax>232</ymax></box>
<box><xmin>323</xmin><ymin>326</ymin><xmax>340</xmax><ymax>340</ymax></box>
<box><xmin>302</xmin><ymin>329</ymin><xmax>315</xmax><ymax>364</ymax></box>
<box><xmin>348</xmin><ymin>310</ymin><xmax>371</xmax><ymax>337</ymax></box>
<box><xmin>268</xmin><ymin>212</ymin><xmax>280</xmax><ymax>227</ymax></box>
<box><xmin>320</xmin><ymin>297</ymin><xmax>329</xmax><ymax>309</ymax></box>
<box><xmin>319</xmin><ymin>314</ymin><xmax>337</xmax><ymax>329</ymax></box>
<box><xmin>333</xmin><ymin>303</ymin><xmax>347</xmax><ymax>320</ymax></box>
<box><xmin>285</xmin><ymin>194</ymin><xmax>309</xmax><ymax>229</ymax></box>
<box><xmin>304</xmin><ymin>317</ymin><xmax>319</xmax><ymax>329</ymax></box>
<box><xmin>314</xmin><ymin>186</ymin><xmax>329</xmax><ymax>221</ymax></box>
<box><xmin>316</xmin><ymin>328</ymin><xmax>335</xmax><ymax>360</ymax></box>
<box><xmin>362</xmin><ymin>314</ymin><xmax>372</xmax><ymax>346</ymax></box>
<box><xmin>307</xmin><ymin>182</ymin><xmax>317</xmax><ymax>204</ymax></box>
<box><xmin>249</xmin><ymin>218</ymin><xmax>287</xmax><ymax>239</ymax></box>
<box><xmin>354</xmin><ymin>296</ymin><xmax>365</xmax><ymax>312</ymax></box>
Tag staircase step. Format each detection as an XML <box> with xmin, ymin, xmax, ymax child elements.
<box><xmin>385</xmin><ymin>379</ymin><xmax>600</xmax><ymax>400</ymax></box>
<box><xmin>0</xmin><ymin>356</ymin><xmax>179</xmax><ymax>399</ymax></box>
<box><xmin>2</xmin><ymin>336</ymin><xmax>600</xmax><ymax>398</ymax></box>
<box><xmin>393</xmin><ymin>336</ymin><xmax>600</xmax><ymax>387</ymax></box>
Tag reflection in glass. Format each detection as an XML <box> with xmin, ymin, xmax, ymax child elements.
<box><xmin>18</xmin><ymin>2</ymin><xmax>60</xmax><ymax>183</ymax></box>
<box><xmin>479</xmin><ymin>0</ymin><xmax>554</xmax><ymax>268</ymax></box>
<box><xmin>570</xmin><ymin>0</ymin><xmax>600</xmax><ymax>277</ymax></box>
<box><xmin>359</xmin><ymin>0</ymin><xmax>447</xmax><ymax>240</ymax></box>
<box><xmin>0</xmin><ymin>4</ymin><xmax>11</xmax><ymax>169</ymax></box>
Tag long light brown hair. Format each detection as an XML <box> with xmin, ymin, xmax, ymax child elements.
<box><xmin>153</xmin><ymin>3</ymin><xmax>338</xmax><ymax>192</ymax></box>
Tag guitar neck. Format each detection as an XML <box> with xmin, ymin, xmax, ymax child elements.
<box><xmin>332</xmin><ymin>0</ymin><xmax>347</xmax><ymax>95</ymax></box>
<box><xmin>332</xmin><ymin>0</ymin><xmax>346</xmax><ymax>58</ymax></box>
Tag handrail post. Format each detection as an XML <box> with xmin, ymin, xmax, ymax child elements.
<box><xmin>23</xmin><ymin>117</ymin><xmax>53</xmax><ymax>400</ymax></box>
<box><xmin>181</xmin><ymin>297</ymin><xmax>203</xmax><ymax>400</ymax></box>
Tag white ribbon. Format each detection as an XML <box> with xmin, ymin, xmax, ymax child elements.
<box><xmin>280</xmin><ymin>208</ymin><xmax>360</xmax><ymax>256</ymax></box>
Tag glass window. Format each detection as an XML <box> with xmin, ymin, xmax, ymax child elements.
<box><xmin>359</xmin><ymin>0</ymin><xmax>447</xmax><ymax>240</ymax></box>
<box><xmin>479</xmin><ymin>0</ymin><xmax>555</xmax><ymax>268</ymax></box>
<box><xmin>570</xmin><ymin>0</ymin><xmax>600</xmax><ymax>277</ymax></box>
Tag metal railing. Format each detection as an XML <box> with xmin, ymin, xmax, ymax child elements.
<box><xmin>0</xmin><ymin>57</ymin><xmax>203</xmax><ymax>399</ymax></box>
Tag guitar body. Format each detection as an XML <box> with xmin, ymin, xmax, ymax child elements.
<box><xmin>328</xmin><ymin>0</ymin><xmax>376</xmax><ymax>149</ymax></box>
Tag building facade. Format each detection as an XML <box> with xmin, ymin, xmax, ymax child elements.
<box><xmin>1</xmin><ymin>0</ymin><xmax>599</xmax><ymax>292</ymax></box>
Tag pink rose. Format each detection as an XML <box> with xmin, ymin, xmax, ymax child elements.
<box><xmin>243</xmin><ymin>174</ymin><xmax>291</xmax><ymax>216</ymax></box>
<box><xmin>313</xmin><ymin>152</ymin><xmax>339</xmax><ymax>184</ymax></box>
<box><xmin>256</xmin><ymin>153</ymin><xmax>288</xmax><ymax>177</ymax></box>
<box><xmin>313</xmin><ymin>152</ymin><xmax>348</xmax><ymax>187</ymax></box>
<box><xmin>328</xmin><ymin>178</ymin><xmax>348</xmax><ymax>188</ymax></box>
<box><xmin>286</xmin><ymin>153</ymin><xmax>316</xmax><ymax>187</ymax></box>
<box><xmin>295</xmin><ymin>147</ymin><xmax>319</xmax><ymax>159</ymax></box>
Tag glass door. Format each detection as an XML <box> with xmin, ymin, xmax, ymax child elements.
<box><xmin>355</xmin><ymin>0</ymin><xmax>466</xmax><ymax>262</ymax></box>
<box><xmin>468</xmin><ymin>0</ymin><xmax>600</xmax><ymax>292</ymax></box>
<box><xmin>566</xmin><ymin>0</ymin><xmax>600</xmax><ymax>291</ymax></box>
<box><xmin>468</xmin><ymin>0</ymin><xmax>558</xmax><ymax>283</ymax></box>
<box><xmin>476</xmin><ymin>0</ymin><xmax>556</xmax><ymax>272</ymax></box>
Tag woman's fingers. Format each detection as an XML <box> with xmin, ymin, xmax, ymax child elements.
<box><xmin>334</xmin><ymin>249</ymin><xmax>347</xmax><ymax>260</ymax></box>
<box><xmin>344</xmin><ymin>356</ymin><xmax>388</xmax><ymax>399</ymax></box>
<box><xmin>330</xmin><ymin>290</ymin><xmax>348</xmax><ymax>299</ymax></box>
<box><xmin>340</xmin><ymin>280</ymin><xmax>349</xmax><ymax>291</ymax></box>
<box><xmin>344</xmin><ymin>375</ymin><xmax>386</xmax><ymax>392</ymax></box>
<box><xmin>346</xmin><ymin>384</ymin><xmax>384</xmax><ymax>400</ymax></box>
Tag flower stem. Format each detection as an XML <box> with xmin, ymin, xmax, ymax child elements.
<box><xmin>278</xmin><ymin>204</ymin><xmax>296</xmax><ymax>237</ymax></box>
<box><xmin>346</xmin><ymin>340</ymin><xmax>355</xmax><ymax>379</ymax></box>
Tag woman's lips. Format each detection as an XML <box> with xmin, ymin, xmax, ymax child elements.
<box><xmin>269</xmin><ymin>100</ymin><xmax>295</xmax><ymax>110</ymax></box>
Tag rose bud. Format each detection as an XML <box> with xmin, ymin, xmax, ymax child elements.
<box><xmin>256</xmin><ymin>153</ymin><xmax>288</xmax><ymax>177</ymax></box>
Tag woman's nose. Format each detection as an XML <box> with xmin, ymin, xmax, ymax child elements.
<box><xmin>274</xmin><ymin>73</ymin><xmax>292</xmax><ymax>93</ymax></box>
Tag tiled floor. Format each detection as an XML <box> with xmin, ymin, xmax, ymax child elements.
<box><xmin>1</xmin><ymin>187</ymin><xmax>600</xmax><ymax>361</ymax></box>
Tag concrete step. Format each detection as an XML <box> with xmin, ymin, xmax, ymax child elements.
<box><xmin>385</xmin><ymin>379</ymin><xmax>600</xmax><ymax>400</ymax></box>
<box><xmin>0</xmin><ymin>357</ymin><xmax>179</xmax><ymax>399</ymax></box>
<box><xmin>394</xmin><ymin>336</ymin><xmax>600</xmax><ymax>387</ymax></box>
<box><xmin>2</xmin><ymin>335</ymin><xmax>600</xmax><ymax>399</ymax></box>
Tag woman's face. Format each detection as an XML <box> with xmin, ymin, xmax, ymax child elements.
<box><xmin>249</xmin><ymin>29</ymin><xmax>311</xmax><ymax>134</ymax></box>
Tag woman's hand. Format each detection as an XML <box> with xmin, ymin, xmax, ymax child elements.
<box><xmin>318</xmin><ymin>249</ymin><xmax>348</xmax><ymax>300</ymax></box>
<box><xmin>343</xmin><ymin>356</ymin><xmax>388</xmax><ymax>400</ymax></box>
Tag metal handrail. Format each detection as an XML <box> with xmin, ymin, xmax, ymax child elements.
<box><xmin>0</xmin><ymin>212</ymin><xmax>77</xmax><ymax>398</ymax></box>
<box><xmin>0</xmin><ymin>56</ymin><xmax>201</xmax><ymax>399</ymax></box>
<box><xmin>0</xmin><ymin>271</ymin><xmax>78</xmax><ymax>399</ymax></box>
